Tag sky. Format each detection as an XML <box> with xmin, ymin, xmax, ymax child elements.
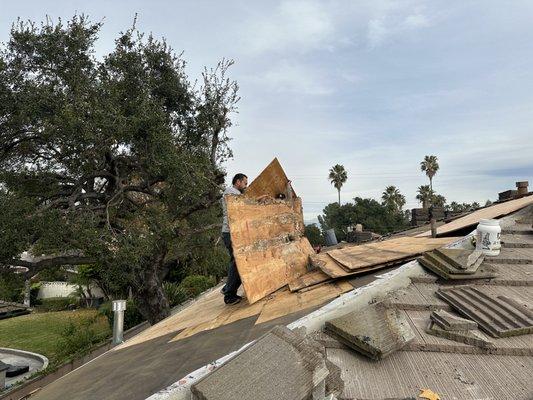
<box><xmin>1</xmin><ymin>0</ymin><xmax>532</xmax><ymax>222</ymax></box>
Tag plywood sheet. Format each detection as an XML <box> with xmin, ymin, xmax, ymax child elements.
<box><xmin>245</xmin><ymin>157</ymin><xmax>296</xmax><ymax>199</ymax></box>
<box><xmin>227</xmin><ymin>195</ymin><xmax>314</xmax><ymax>304</ymax></box>
<box><xmin>288</xmin><ymin>269</ymin><xmax>331</xmax><ymax>291</ymax></box>
<box><xmin>326</xmin><ymin>237</ymin><xmax>457</xmax><ymax>271</ymax></box>
<box><xmin>255</xmin><ymin>281</ymin><xmax>353</xmax><ymax>325</ymax></box>
<box><xmin>416</xmin><ymin>195</ymin><xmax>533</xmax><ymax>237</ymax></box>
<box><xmin>311</xmin><ymin>252</ymin><xmax>419</xmax><ymax>279</ymax></box>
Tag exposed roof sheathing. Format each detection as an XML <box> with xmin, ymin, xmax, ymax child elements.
<box><xmin>416</xmin><ymin>194</ymin><xmax>533</xmax><ymax>237</ymax></box>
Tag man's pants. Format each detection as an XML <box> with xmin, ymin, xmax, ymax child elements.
<box><xmin>222</xmin><ymin>232</ymin><xmax>241</xmax><ymax>299</ymax></box>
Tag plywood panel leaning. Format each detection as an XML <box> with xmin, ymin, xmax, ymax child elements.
<box><xmin>226</xmin><ymin>195</ymin><xmax>314</xmax><ymax>304</ymax></box>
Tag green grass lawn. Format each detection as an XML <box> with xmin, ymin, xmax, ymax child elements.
<box><xmin>0</xmin><ymin>309</ymin><xmax>111</xmax><ymax>366</ymax></box>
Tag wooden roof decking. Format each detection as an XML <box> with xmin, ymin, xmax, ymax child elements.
<box><xmin>416</xmin><ymin>194</ymin><xmax>533</xmax><ymax>237</ymax></box>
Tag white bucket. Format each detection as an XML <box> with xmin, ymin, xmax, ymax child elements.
<box><xmin>476</xmin><ymin>219</ymin><xmax>501</xmax><ymax>256</ymax></box>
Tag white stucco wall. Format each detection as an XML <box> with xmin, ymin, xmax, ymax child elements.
<box><xmin>37</xmin><ymin>282</ymin><xmax>104</xmax><ymax>299</ymax></box>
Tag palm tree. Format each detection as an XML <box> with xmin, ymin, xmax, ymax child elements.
<box><xmin>416</xmin><ymin>185</ymin><xmax>433</xmax><ymax>209</ymax></box>
<box><xmin>328</xmin><ymin>164</ymin><xmax>348</xmax><ymax>205</ymax></box>
<box><xmin>432</xmin><ymin>194</ymin><xmax>446</xmax><ymax>208</ymax></box>
<box><xmin>420</xmin><ymin>155</ymin><xmax>439</xmax><ymax>192</ymax></box>
<box><xmin>381</xmin><ymin>186</ymin><xmax>406</xmax><ymax>213</ymax></box>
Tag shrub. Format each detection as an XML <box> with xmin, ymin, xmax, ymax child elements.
<box><xmin>0</xmin><ymin>270</ymin><xmax>24</xmax><ymax>303</ymax></box>
<box><xmin>30</xmin><ymin>282</ymin><xmax>42</xmax><ymax>306</ymax></box>
<box><xmin>163</xmin><ymin>281</ymin><xmax>187</xmax><ymax>307</ymax></box>
<box><xmin>54</xmin><ymin>315</ymin><xmax>109</xmax><ymax>361</ymax></box>
<box><xmin>98</xmin><ymin>300</ymin><xmax>144</xmax><ymax>330</ymax></box>
<box><xmin>179</xmin><ymin>275</ymin><xmax>216</xmax><ymax>298</ymax></box>
<box><xmin>38</xmin><ymin>297</ymin><xmax>78</xmax><ymax>312</ymax></box>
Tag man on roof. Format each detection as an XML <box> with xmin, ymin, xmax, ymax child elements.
<box><xmin>220</xmin><ymin>173</ymin><xmax>248</xmax><ymax>305</ymax></box>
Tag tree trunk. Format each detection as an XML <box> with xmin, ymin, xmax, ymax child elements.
<box><xmin>429</xmin><ymin>177</ymin><xmax>433</xmax><ymax>192</ymax></box>
<box><xmin>134</xmin><ymin>260</ymin><xmax>170</xmax><ymax>325</ymax></box>
<box><xmin>338</xmin><ymin>189</ymin><xmax>341</xmax><ymax>206</ymax></box>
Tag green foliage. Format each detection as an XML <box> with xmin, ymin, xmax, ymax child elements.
<box><xmin>420</xmin><ymin>155</ymin><xmax>440</xmax><ymax>190</ymax></box>
<box><xmin>162</xmin><ymin>281</ymin><xmax>187</xmax><ymax>307</ymax></box>
<box><xmin>38</xmin><ymin>297</ymin><xmax>78</xmax><ymax>312</ymax></box>
<box><xmin>305</xmin><ymin>224</ymin><xmax>325</xmax><ymax>246</ymax></box>
<box><xmin>55</xmin><ymin>314</ymin><xmax>110</xmax><ymax>361</ymax></box>
<box><xmin>416</xmin><ymin>185</ymin><xmax>434</xmax><ymax>208</ymax></box>
<box><xmin>328</xmin><ymin>164</ymin><xmax>348</xmax><ymax>204</ymax></box>
<box><xmin>0</xmin><ymin>269</ymin><xmax>24</xmax><ymax>302</ymax></box>
<box><xmin>0</xmin><ymin>15</ymin><xmax>239</xmax><ymax>324</ymax></box>
<box><xmin>381</xmin><ymin>186</ymin><xmax>406</xmax><ymax>213</ymax></box>
<box><xmin>98</xmin><ymin>300</ymin><xmax>144</xmax><ymax>330</ymax></box>
<box><xmin>37</xmin><ymin>266</ymin><xmax>69</xmax><ymax>282</ymax></box>
<box><xmin>432</xmin><ymin>194</ymin><xmax>447</xmax><ymax>208</ymax></box>
<box><xmin>179</xmin><ymin>275</ymin><xmax>216</xmax><ymax>298</ymax></box>
<box><xmin>318</xmin><ymin>197</ymin><xmax>409</xmax><ymax>240</ymax></box>
<box><xmin>30</xmin><ymin>282</ymin><xmax>42</xmax><ymax>305</ymax></box>
<box><xmin>445</xmin><ymin>201</ymin><xmax>481</xmax><ymax>213</ymax></box>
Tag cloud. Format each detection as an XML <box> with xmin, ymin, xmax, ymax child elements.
<box><xmin>367</xmin><ymin>7</ymin><xmax>431</xmax><ymax>47</ymax></box>
<box><xmin>243</xmin><ymin>0</ymin><xmax>334</xmax><ymax>54</ymax></box>
<box><xmin>249</xmin><ymin>60</ymin><xmax>332</xmax><ymax>95</ymax></box>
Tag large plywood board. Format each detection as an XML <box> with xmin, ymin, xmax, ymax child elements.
<box><xmin>416</xmin><ymin>195</ymin><xmax>533</xmax><ymax>237</ymax></box>
<box><xmin>326</xmin><ymin>237</ymin><xmax>457</xmax><ymax>271</ymax></box>
<box><xmin>244</xmin><ymin>157</ymin><xmax>296</xmax><ymax>199</ymax></box>
<box><xmin>227</xmin><ymin>195</ymin><xmax>314</xmax><ymax>304</ymax></box>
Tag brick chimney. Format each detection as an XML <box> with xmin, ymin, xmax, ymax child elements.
<box><xmin>516</xmin><ymin>181</ymin><xmax>529</xmax><ymax>197</ymax></box>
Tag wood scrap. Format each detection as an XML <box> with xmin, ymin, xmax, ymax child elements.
<box><xmin>288</xmin><ymin>269</ymin><xmax>331</xmax><ymax>292</ymax></box>
<box><xmin>255</xmin><ymin>281</ymin><xmax>353</xmax><ymax>325</ymax></box>
<box><xmin>326</xmin><ymin>237</ymin><xmax>458</xmax><ymax>271</ymax></box>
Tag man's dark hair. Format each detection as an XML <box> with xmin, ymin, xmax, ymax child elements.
<box><xmin>232</xmin><ymin>173</ymin><xmax>247</xmax><ymax>185</ymax></box>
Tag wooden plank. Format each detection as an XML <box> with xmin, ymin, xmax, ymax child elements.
<box><xmin>311</xmin><ymin>252</ymin><xmax>419</xmax><ymax>279</ymax></box>
<box><xmin>170</xmin><ymin>299</ymin><xmax>266</xmax><ymax>342</ymax></box>
<box><xmin>255</xmin><ymin>281</ymin><xmax>353</xmax><ymax>325</ymax></box>
<box><xmin>326</xmin><ymin>237</ymin><xmax>457</xmax><ymax>271</ymax></box>
<box><xmin>244</xmin><ymin>157</ymin><xmax>296</xmax><ymax>199</ymax></box>
<box><xmin>416</xmin><ymin>195</ymin><xmax>533</xmax><ymax>237</ymax></box>
<box><xmin>288</xmin><ymin>269</ymin><xmax>331</xmax><ymax>291</ymax></box>
<box><xmin>227</xmin><ymin>196</ymin><xmax>314</xmax><ymax>304</ymax></box>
